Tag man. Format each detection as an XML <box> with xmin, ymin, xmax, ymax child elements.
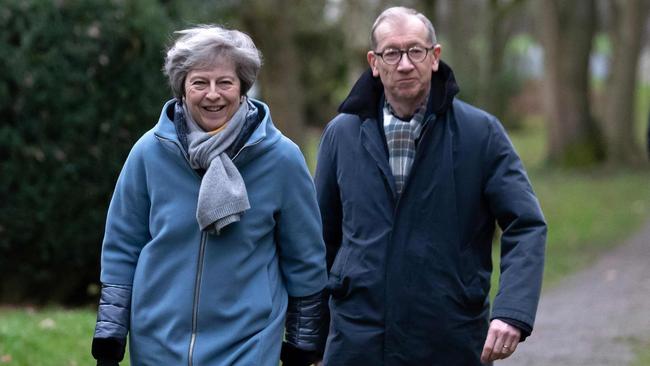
<box><xmin>314</xmin><ymin>6</ymin><xmax>546</xmax><ymax>365</ymax></box>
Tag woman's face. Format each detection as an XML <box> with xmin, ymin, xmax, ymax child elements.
<box><xmin>184</xmin><ymin>58</ymin><xmax>242</xmax><ymax>131</ymax></box>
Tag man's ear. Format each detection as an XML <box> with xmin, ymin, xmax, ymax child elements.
<box><xmin>431</xmin><ymin>44</ymin><xmax>442</xmax><ymax>72</ymax></box>
<box><xmin>367</xmin><ymin>51</ymin><xmax>380</xmax><ymax>77</ymax></box>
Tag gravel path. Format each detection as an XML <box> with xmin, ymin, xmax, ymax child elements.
<box><xmin>498</xmin><ymin>219</ymin><xmax>650</xmax><ymax>366</ymax></box>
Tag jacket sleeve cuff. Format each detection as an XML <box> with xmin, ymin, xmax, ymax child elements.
<box><xmin>284</xmin><ymin>290</ymin><xmax>328</xmax><ymax>353</ymax></box>
<box><xmin>493</xmin><ymin>317</ymin><xmax>532</xmax><ymax>342</ymax></box>
<box><xmin>94</xmin><ymin>284</ymin><xmax>132</xmax><ymax>339</ymax></box>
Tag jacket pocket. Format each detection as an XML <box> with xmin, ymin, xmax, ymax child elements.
<box><xmin>327</xmin><ymin>245</ymin><xmax>352</xmax><ymax>299</ymax></box>
<box><xmin>460</xmin><ymin>246</ymin><xmax>489</xmax><ymax>312</ymax></box>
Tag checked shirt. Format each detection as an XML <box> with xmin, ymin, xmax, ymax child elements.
<box><xmin>383</xmin><ymin>101</ymin><xmax>427</xmax><ymax>195</ymax></box>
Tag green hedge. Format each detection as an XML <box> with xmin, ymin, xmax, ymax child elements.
<box><xmin>0</xmin><ymin>0</ymin><xmax>173</xmax><ymax>304</ymax></box>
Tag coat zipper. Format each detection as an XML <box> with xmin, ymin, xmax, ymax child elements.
<box><xmin>155</xmin><ymin>132</ymin><xmax>263</xmax><ymax>365</ymax></box>
<box><xmin>155</xmin><ymin>135</ymin><xmax>202</xmax><ymax>179</ymax></box>
<box><xmin>188</xmin><ymin>232</ymin><xmax>208</xmax><ymax>366</ymax></box>
<box><xmin>232</xmin><ymin>137</ymin><xmax>263</xmax><ymax>162</ymax></box>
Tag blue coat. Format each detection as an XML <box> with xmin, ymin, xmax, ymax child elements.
<box><xmin>314</xmin><ymin>64</ymin><xmax>546</xmax><ymax>365</ymax></box>
<box><xmin>99</xmin><ymin>99</ymin><xmax>327</xmax><ymax>365</ymax></box>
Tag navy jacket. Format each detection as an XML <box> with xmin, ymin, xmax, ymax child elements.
<box><xmin>314</xmin><ymin>63</ymin><xmax>546</xmax><ymax>365</ymax></box>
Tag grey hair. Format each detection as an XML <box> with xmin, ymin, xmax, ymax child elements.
<box><xmin>163</xmin><ymin>25</ymin><xmax>262</xmax><ymax>99</ymax></box>
<box><xmin>370</xmin><ymin>7</ymin><xmax>437</xmax><ymax>50</ymax></box>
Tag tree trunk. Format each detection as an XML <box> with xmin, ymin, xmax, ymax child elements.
<box><xmin>240</xmin><ymin>0</ymin><xmax>306</xmax><ymax>147</ymax></box>
<box><xmin>538</xmin><ymin>0</ymin><xmax>604</xmax><ymax>166</ymax></box>
<box><xmin>602</xmin><ymin>0</ymin><xmax>648</xmax><ymax>165</ymax></box>
<box><xmin>473</xmin><ymin>0</ymin><xmax>523</xmax><ymax>128</ymax></box>
<box><xmin>340</xmin><ymin>0</ymin><xmax>379</xmax><ymax>86</ymax></box>
<box><xmin>418</xmin><ymin>0</ymin><xmax>438</xmax><ymax>25</ymax></box>
<box><xmin>447</xmin><ymin>0</ymin><xmax>481</xmax><ymax>102</ymax></box>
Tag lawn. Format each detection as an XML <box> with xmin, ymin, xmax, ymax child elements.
<box><xmin>1</xmin><ymin>115</ymin><xmax>649</xmax><ymax>365</ymax></box>
<box><xmin>497</xmin><ymin>115</ymin><xmax>650</xmax><ymax>289</ymax></box>
<box><xmin>632</xmin><ymin>340</ymin><xmax>650</xmax><ymax>366</ymax></box>
<box><xmin>0</xmin><ymin>307</ymin><xmax>98</xmax><ymax>366</ymax></box>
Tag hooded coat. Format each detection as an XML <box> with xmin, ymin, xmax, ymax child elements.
<box><xmin>96</xmin><ymin>99</ymin><xmax>327</xmax><ymax>365</ymax></box>
<box><xmin>314</xmin><ymin>63</ymin><xmax>546</xmax><ymax>365</ymax></box>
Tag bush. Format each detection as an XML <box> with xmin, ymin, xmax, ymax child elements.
<box><xmin>0</xmin><ymin>0</ymin><xmax>173</xmax><ymax>304</ymax></box>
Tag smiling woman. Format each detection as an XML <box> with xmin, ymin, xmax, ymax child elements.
<box><xmin>184</xmin><ymin>58</ymin><xmax>242</xmax><ymax>132</ymax></box>
<box><xmin>90</xmin><ymin>25</ymin><xmax>328</xmax><ymax>366</ymax></box>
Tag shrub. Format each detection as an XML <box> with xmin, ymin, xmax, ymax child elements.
<box><xmin>0</xmin><ymin>0</ymin><xmax>173</xmax><ymax>304</ymax></box>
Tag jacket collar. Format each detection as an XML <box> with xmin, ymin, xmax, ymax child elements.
<box><xmin>338</xmin><ymin>60</ymin><xmax>460</xmax><ymax>121</ymax></box>
<box><xmin>153</xmin><ymin>98</ymin><xmax>280</xmax><ymax>166</ymax></box>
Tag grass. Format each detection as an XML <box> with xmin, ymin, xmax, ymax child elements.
<box><xmin>1</xmin><ymin>112</ymin><xmax>649</xmax><ymax>365</ymax></box>
<box><xmin>634</xmin><ymin>83</ymin><xmax>649</xmax><ymax>149</ymax></box>
<box><xmin>632</xmin><ymin>339</ymin><xmax>650</xmax><ymax>366</ymax></box>
<box><xmin>0</xmin><ymin>307</ymin><xmax>99</xmax><ymax>366</ymax></box>
<box><xmin>500</xmin><ymin>115</ymin><xmax>650</xmax><ymax>289</ymax></box>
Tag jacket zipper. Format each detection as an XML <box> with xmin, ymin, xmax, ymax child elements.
<box><xmin>155</xmin><ymin>132</ymin><xmax>263</xmax><ymax>364</ymax></box>
<box><xmin>232</xmin><ymin>137</ymin><xmax>263</xmax><ymax>162</ymax></box>
<box><xmin>188</xmin><ymin>232</ymin><xmax>208</xmax><ymax>366</ymax></box>
<box><xmin>155</xmin><ymin>135</ymin><xmax>202</xmax><ymax>179</ymax></box>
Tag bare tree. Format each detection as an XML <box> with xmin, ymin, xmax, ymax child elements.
<box><xmin>339</xmin><ymin>0</ymin><xmax>382</xmax><ymax>86</ymax></box>
<box><xmin>538</xmin><ymin>0</ymin><xmax>604</xmax><ymax>166</ymax></box>
<box><xmin>478</xmin><ymin>0</ymin><xmax>526</xmax><ymax>126</ymax></box>
<box><xmin>445</xmin><ymin>0</ymin><xmax>483</xmax><ymax>102</ymax></box>
<box><xmin>602</xmin><ymin>0</ymin><xmax>649</xmax><ymax>165</ymax></box>
<box><xmin>240</xmin><ymin>0</ymin><xmax>306</xmax><ymax>146</ymax></box>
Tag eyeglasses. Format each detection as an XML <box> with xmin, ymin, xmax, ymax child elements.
<box><xmin>373</xmin><ymin>46</ymin><xmax>435</xmax><ymax>65</ymax></box>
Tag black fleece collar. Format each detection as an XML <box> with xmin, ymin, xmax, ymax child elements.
<box><xmin>338</xmin><ymin>61</ymin><xmax>460</xmax><ymax>121</ymax></box>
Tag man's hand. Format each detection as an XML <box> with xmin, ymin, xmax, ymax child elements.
<box><xmin>480</xmin><ymin>319</ymin><xmax>521</xmax><ymax>363</ymax></box>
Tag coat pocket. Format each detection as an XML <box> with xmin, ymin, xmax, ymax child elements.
<box><xmin>327</xmin><ymin>245</ymin><xmax>352</xmax><ymax>299</ymax></box>
<box><xmin>460</xmin><ymin>246</ymin><xmax>489</xmax><ymax>313</ymax></box>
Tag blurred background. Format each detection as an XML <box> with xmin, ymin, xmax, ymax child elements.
<box><xmin>0</xmin><ymin>0</ymin><xmax>649</xmax><ymax>364</ymax></box>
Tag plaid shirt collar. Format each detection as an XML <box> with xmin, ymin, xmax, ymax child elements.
<box><xmin>382</xmin><ymin>98</ymin><xmax>428</xmax><ymax>195</ymax></box>
<box><xmin>384</xmin><ymin>99</ymin><xmax>427</xmax><ymax>123</ymax></box>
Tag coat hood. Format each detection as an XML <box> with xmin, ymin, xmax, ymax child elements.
<box><xmin>338</xmin><ymin>60</ymin><xmax>460</xmax><ymax>120</ymax></box>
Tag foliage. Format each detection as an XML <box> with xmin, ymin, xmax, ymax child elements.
<box><xmin>294</xmin><ymin>15</ymin><xmax>350</xmax><ymax>128</ymax></box>
<box><xmin>0</xmin><ymin>0</ymin><xmax>173</xmax><ymax>304</ymax></box>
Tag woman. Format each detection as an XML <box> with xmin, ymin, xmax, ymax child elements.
<box><xmin>91</xmin><ymin>25</ymin><xmax>327</xmax><ymax>366</ymax></box>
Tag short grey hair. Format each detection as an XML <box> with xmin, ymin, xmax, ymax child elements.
<box><xmin>163</xmin><ymin>25</ymin><xmax>262</xmax><ymax>99</ymax></box>
<box><xmin>370</xmin><ymin>7</ymin><xmax>437</xmax><ymax>50</ymax></box>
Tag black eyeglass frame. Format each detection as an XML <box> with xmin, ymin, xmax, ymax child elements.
<box><xmin>373</xmin><ymin>45</ymin><xmax>436</xmax><ymax>65</ymax></box>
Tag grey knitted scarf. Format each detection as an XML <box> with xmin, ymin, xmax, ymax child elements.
<box><xmin>184</xmin><ymin>98</ymin><xmax>250</xmax><ymax>234</ymax></box>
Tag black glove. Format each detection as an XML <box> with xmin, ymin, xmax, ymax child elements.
<box><xmin>92</xmin><ymin>337</ymin><xmax>125</xmax><ymax>366</ymax></box>
<box><xmin>96</xmin><ymin>360</ymin><xmax>119</xmax><ymax>366</ymax></box>
<box><xmin>280</xmin><ymin>342</ymin><xmax>319</xmax><ymax>366</ymax></box>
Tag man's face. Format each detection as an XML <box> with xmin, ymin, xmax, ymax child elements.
<box><xmin>367</xmin><ymin>16</ymin><xmax>441</xmax><ymax>109</ymax></box>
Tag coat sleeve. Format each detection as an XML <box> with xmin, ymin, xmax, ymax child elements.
<box><xmin>100</xmin><ymin>142</ymin><xmax>152</xmax><ymax>285</ymax></box>
<box><xmin>313</xmin><ymin>122</ymin><xmax>343</xmax><ymax>271</ymax></box>
<box><xmin>93</xmin><ymin>141</ymin><xmax>152</xmax><ymax>361</ymax></box>
<box><xmin>274</xmin><ymin>140</ymin><xmax>329</xmax><ymax>356</ymax></box>
<box><xmin>275</xmin><ymin>140</ymin><xmax>328</xmax><ymax>297</ymax></box>
<box><xmin>483</xmin><ymin>119</ymin><xmax>547</xmax><ymax>332</ymax></box>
